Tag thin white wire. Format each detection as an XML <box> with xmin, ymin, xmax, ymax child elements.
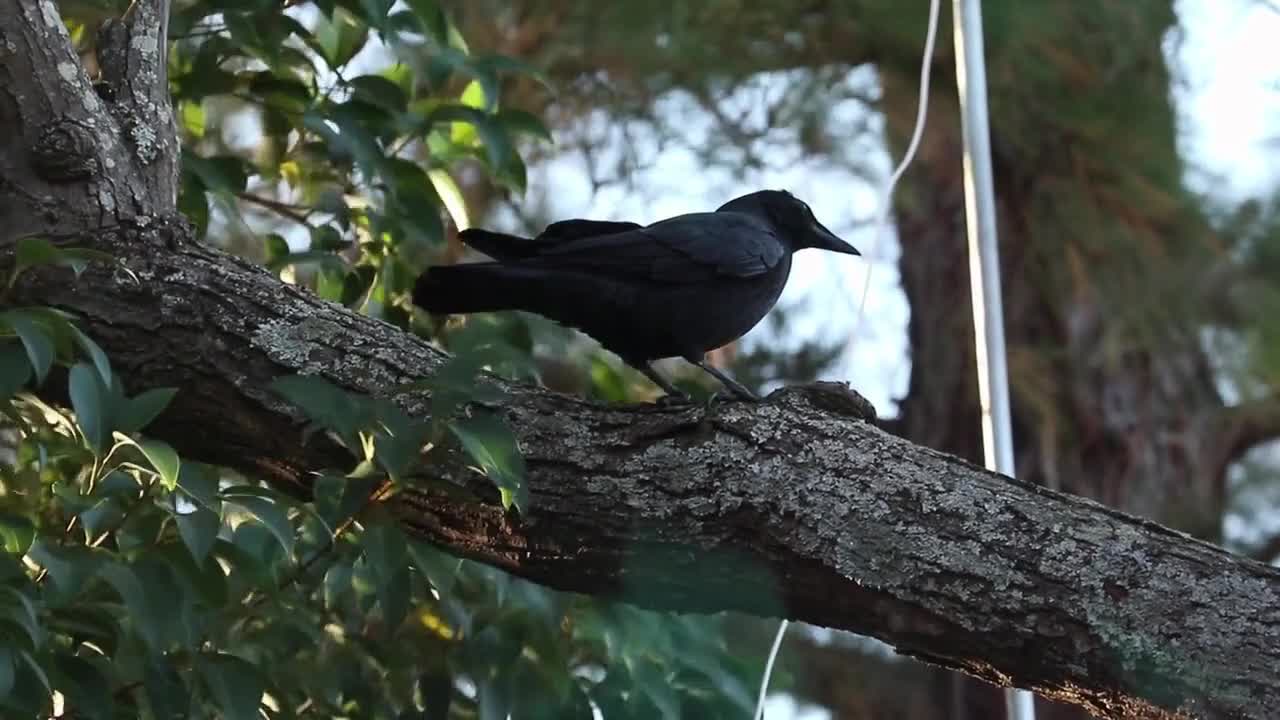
<box><xmin>851</xmin><ymin>0</ymin><xmax>944</xmax><ymax>341</ymax></box>
<box><xmin>752</xmin><ymin>619</ymin><xmax>789</xmax><ymax>720</ymax></box>
<box><xmin>751</xmin><ymin>1</ymin><xmax>943</xmax><ymax>718</ymax></box>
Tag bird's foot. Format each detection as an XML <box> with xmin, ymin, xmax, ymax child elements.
<box><xmin>655</xmin><ymin>392</ymin><xmax>695</xmax><ymax>408</ymax></box>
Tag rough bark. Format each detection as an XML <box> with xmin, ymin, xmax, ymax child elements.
<box><xmin>4</xmin><ymin>2</ymin><xmax>1280</xmax><ymax>719</ymax></box>
<box><xmin>6</xmin><ymin>221</ymin><xmax>1280</xmax><ymax>720</ymax></box>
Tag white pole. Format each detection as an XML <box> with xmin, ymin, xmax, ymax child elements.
<box><xmin>950</xmin><ymin>1</ymin><xmax>1036</xmax><ymax>719</ymax></box>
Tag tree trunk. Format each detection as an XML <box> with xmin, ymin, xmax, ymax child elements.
<box><xmin>880</xmin><ymin>4</ymin><xmax>1237</xmax><ymax>718</ymax></box>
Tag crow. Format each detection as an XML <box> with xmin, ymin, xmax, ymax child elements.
<box><xmin>413</xmin><ymin>190</ymin><xmax>860</xmax><ymax>401</ymax></box>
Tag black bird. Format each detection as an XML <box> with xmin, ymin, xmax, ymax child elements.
<box><xmin>413</xmin><ymin>190</ymin><xmax>860</xmax><ymax>400</ymax></box>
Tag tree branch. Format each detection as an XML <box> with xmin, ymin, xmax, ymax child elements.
<box><xmin>1220</xmin><ymin>395</ymin><xmax>1280</xmax><ymax>461</ymax></box>
<box><xmin>2</xmin><ymin>219</ymin><xmax>1278</xmax><ymax>720</ymax></box>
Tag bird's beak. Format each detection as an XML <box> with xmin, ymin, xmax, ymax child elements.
<box><xmin>809</xmin><ymin>218</ymin><xmax>861</xmax><ymax>255</ymax></box>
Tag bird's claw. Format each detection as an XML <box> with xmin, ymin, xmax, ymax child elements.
<box><xmin>655</xmin><ymin>393</ymin><xmax>695</xmax><ymax>408</ymax></box>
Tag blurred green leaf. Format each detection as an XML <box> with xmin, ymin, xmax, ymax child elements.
<box><xmin>362</xmin><ymin>522</ymin><xmax>410</xmax><ymax>628</ymax></box>
<box><xmin>118</xmin><ymin>386</ymin><xmax>178</xmax><ymax>433</ymax></box>
<box><xmin>27</xmin><ymin>542</ymin><xmax>103</xmax><ymax>605</ymax></box>
<box><xmin>0</xmin><ymin>507</ymin><xmax>34</xmax><ymax>550</ymax></box>
<box><xmin>2</xmin><ymin>310</ymin><xmax>55</xmax><ymax>385</ymax></box>
<box><xmin>176</xmin><ymin>506</ymin><xmax>222</xmax><ymax>564</ymax></box>
<box><xmin>198</xmin><ymin>653</ymin><xmax>265</xmax><ymax>720</ymax></box>
<box><xmin>449</xmin><ymin>413</ymin><xmax>527</xmax><ymax>512</ymax></box>
<box><xmin>428</xmin><ymin>104</ymin><xmax>511</xmax><ymax>171</ymax></box>
<box><xmin>52</xmin><ymin>654</ymin><xmax>113</xmax><ymax>720</ymax></box>
<box><xmin>498</xmin><ymin>108</ymin><xmax>555</xmax><ymax>142</ymax></box>
<box><xmin>0</xmin><ymin>340</ymin><xmax>32</xmax><ymax>401</ymax></box>
<box><xmin>177</xmin><ymin>462</ymin><xmax>221</xmax><ymax>510</ymax></box>
<box><xmin>0</xmin><ymin>587</ymin><xmax>41</xmax><ymax>651</ymax></box>
<box><xmin>221</xmin><ymin>487</ymin><xmax>295</xmax><ymax>556</ymax></box>
<box><xmin>184</xmin><ymin>153</ymin><xmax>250</xmax><ymax>195</ymax></box>
<box><xmin>314</xmin><ymin>8</ymin><xmax>369</xmax><ymax>66</ymax></box>
<box><xmin>8</xmin><ymin>236</ymin><xmax>116</xmax><ymax>288</ymax></box>
<box><xmin>98</xmin><ymin>562</ymin><xmax>161</xmax><ymax>649</ymax></box>
<box><xmin>144</xmin><ymin>659</ymin><xmax>187</xmax><ymax>720</ymax></box>
<box><xmin>270</xmin><ymin>374</ymin><xmax>363</xmax><ymax>448</ymax></box>
<box><xmin>0</xmin><ymin>647</ymin><xmax>13</xmax><ymax>699</ymax></box>
<box><xmin>428</xmin><ymin>169</ymin><xmax>470</xmax><ymax>230</ymax></box>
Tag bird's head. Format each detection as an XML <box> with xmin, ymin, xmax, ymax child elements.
<box><xmin>717</xmin><ymin>190</ymin><xmax>860</xmax><ymax>256</ymax></box>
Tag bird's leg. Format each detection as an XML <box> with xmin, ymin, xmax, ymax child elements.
<box><xmin>692</xmin><ymin>358</ymin><xmax>760</xmax><ymax>401</ymax></box>
<box><xmin>639</xmin><ymin>364</ymin><xmax>692</xmax><ymax>404</ymax></box>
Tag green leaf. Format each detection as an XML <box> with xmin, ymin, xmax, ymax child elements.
<box><xmin>402</xmin><ymin>0</ymin><xmax>450</xmax><ymax>43</ymax></box>
<box><xmin>28</xmin><ymin>542</ymin><xmax>105</xmax><ymax>606</ymax></box>
<box><xmin>177</xmin><ymin>463</ymin><xmax>221</xmax><ymax>510</ymax></box>
<box><xmin>303</xmin><ymin>106</ymin><xmax>386</xmax><ymax>180</ymax></box>
<box><xmin>158</xmin><ymin>542</ymin><xmax>228</xmax><ymax>609</ymax></box>
<box><xmin>8</xmin><ymin>236</ymin><xmax>116</xmax><ymax>287</ymax></box>
<box><xmin>263</xmin><ymin>233</ymin><xmax>290</xmax><ymax>266</ymax></box>
<box><xmin>177</xmin><ymin>506</ymin><xmax>221</xmax><ymax>564</ymax></box>
<box><xmin>270</xmin><ymin>374</ymin><xmax>363</xmax><ymax>449</ymax></box>
<box><xmin>0</xmin><ymin>647</ymin><xmax>13</xmax><ymax>699</ymax></box>
<box><xmin>407</xmin><ymin>540</ymin><xmax>463</xmax><ymax>596</ymax></box>
<box><xmin>221</xmin><ymin>489</ymin><xmax>295</xmax><ymax>556</ymax></box>
<box><xmin>118</xmin><ymin>387</ymin><xmax>178</xmax><ymax>433</ymax></box>
<box><xmin>0</xmin><ymin>340</ymin><xmax>32</xmax><ymax>401</ymax></box>
<box><xmin>2</xmin><ymin>310</ymin><xmax>55</xmax><ymax>385</ymax></box>
<box><xmin>67</xmin><ymin>324</ymin><xmax>114</xmax><ymax>387</ymax></box>
<box><xmin>426</xmin><ymin>104</ymin><xmax>513</xmax><ymax>172</ymax></box>
<box><xmin>144</xmin><ymin>659</ymin><xmax>187</xmax><ymax>720</ymax></box>
<box><xmin>114</xmin><ymin>433</ymin><xmax>182</xmax><ymax>490</ymax></box>
<box><xmin>428</xmin><ymin>169</ymin><xmax>470</xmax><ymax>230</ymax></box>
<box><xmin>0</xmin><ymin>511</ymin><xmax>35</xmax><ymax>555</ymax></box>
<box><xmin>449</xmin><ymin>413</ymin><xmax>527</xmax><ymax>512</ymax></box>
<box><xmin>180</xmin><ymin>100</ymin><xmax>206</xmax><ymax>138</ymax></box>
<box><xmin>498</xmin><ymin>108</ymin><xmax>554</xmax><ymax>142</ymax></box>
<box><xmin>313</xmin><ymin>474</ymin><xmax>380</xmax><ymax>531</ymax></box>
<box><xmin>198</xmin><ymin>653</ymin><xmax>265</xmax><ymax>720</ymax></box>
<box><xmin>314</xmin><ymin>8</ymin><xmax>369</xmax><ymax>67</ymax></box>
<box><xmin>69</xmin><ymin>362</ymin><xmax>113</xmax><ymax>454</ymax></box>
<box><xmin>97</xmin><ymin>562</ymin><xmax>161</xmax><ymax>649</ymax></box>
<box><xmin>52</xmin><ymin>654</ymin><xmax>113</xmax><ymax>720</ymax></box>
<box><xmin>183</xmin><ymin>153</ymin><xmax>250</xmax><ymax>195</ymax></box>
<box><xmin>0</xmin><ymin>587</ymin><xmax>41</xmax><ymax>651</ymax></box>
<box><xmin>478</xmin><ymin>676</ymin><xmax>512</xmax><ymax>720</ymax></box>
<box><xmin>362</xmin><ymin>523</ymin><xmax>410</xmax><ymax>625</ymax></box>
<box><xmin>10</xmin><ymin>650</ymin><xmax>51</xmax><ymax>715</ymax></box>
<box><xmin>350</xmin><ymin>74</ymin><xmax>408</xmax><ymax>113</ymax></box>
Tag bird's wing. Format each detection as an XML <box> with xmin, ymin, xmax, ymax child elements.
<box><xmin>541</xmin><ymin>219</ymin><xmax>644</xmax><ymax>240</ymax></box>
<box><xmin>530</xmin><ymin>212</ymin><xmax>785</xmax><ymax>283</ymax></box>
<box><xmin>459</xmin><ymin>219</ymin><xmax>642</xmax><ymax>261</ymax></box>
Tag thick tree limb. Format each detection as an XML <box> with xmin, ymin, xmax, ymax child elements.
<box><xmin>4</xmin><ymin>3</ymin><xmax>1280</xmax><ymax>719</ymax></box>
<box><xmin>1220</xmin><ymin>394</ymin><xmax>1280</xmax><ymax>461</ymax></box>
<box><xmin>5</xmin><ymin>220</ymin><xmax>1279</xmax><ymax>720</ymax></box>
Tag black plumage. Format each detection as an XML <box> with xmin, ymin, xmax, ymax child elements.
<box><xmin>413</xmin><ymin>190</ymin><xmax>860</xmax><ymax>400</ymax></box>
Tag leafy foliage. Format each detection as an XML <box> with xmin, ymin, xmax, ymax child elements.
<box><xmin>1</xmin><ymin>2</ymin><xmax>763</xmax><ymax>718</ymax></box>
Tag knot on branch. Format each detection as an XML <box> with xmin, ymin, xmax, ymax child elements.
<box><xmin>770</xmin><ymin>381</ymin><xmax>877</xmax><ymax>421</ymax></box>
<box><xmin>30</xmin><ymin>121</ymin><xmax>99</xmax><ymax>182</ymax></box>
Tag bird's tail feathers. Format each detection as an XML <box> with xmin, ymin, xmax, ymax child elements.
<box><xmin>414</xmin><ymin>263</ymin><xmax>598</xmax><ymax>317</ymax></box>
<box><xmin>457</xmin><ymin>229</ymin><xmax>537</xmax><ymax>260</ymax></box>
